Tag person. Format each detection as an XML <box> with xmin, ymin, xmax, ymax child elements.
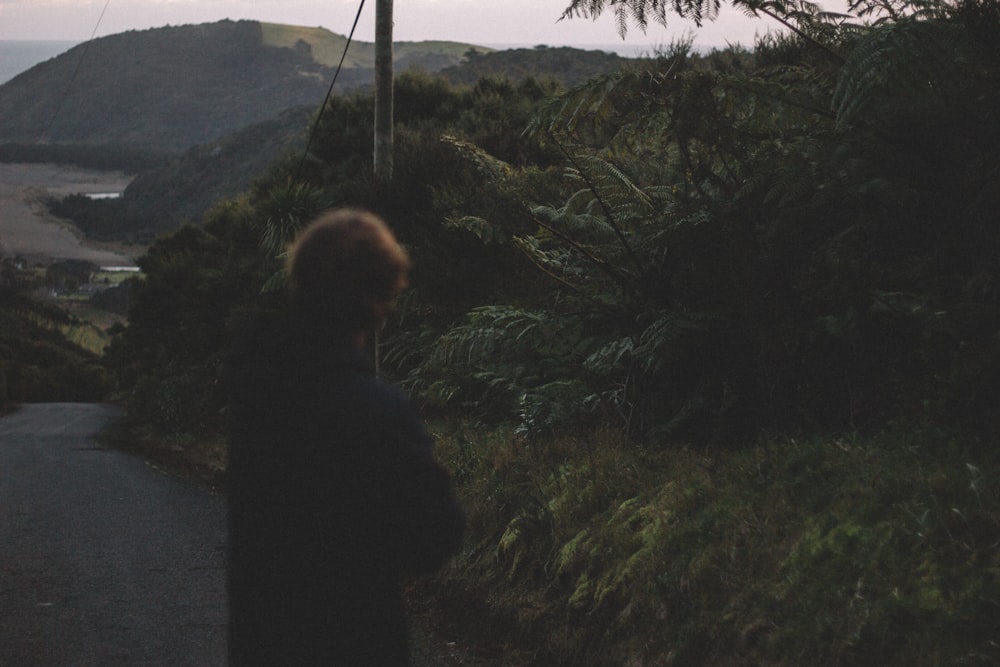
<box><xmin>226</xmin><ymin>208</ymin><xmax>466</xmax><ymax>666</ymax></box>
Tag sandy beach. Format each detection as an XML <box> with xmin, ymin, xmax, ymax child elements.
<box><xmin>0</xmin><ymin>163</ymin><xmax>137</xmax><ymax>266</ymax></box>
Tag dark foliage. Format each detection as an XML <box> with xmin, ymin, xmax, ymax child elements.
<box><xmin>105</xmin><ymin>205</ymin><xmax>270</xmax><ymax>434</ymax></box>
<box><xmin>121</xmin><ymin>106</ymin><xmax>315</xmax><ymax>233</ymax></box>
<box><xmin>439</xmin><ymin>45</ymin><xmax>628</xmax><ymax>88</ymax></box>
<box><xmin>0</xmin><ymin>286</ymin><xmax>111</xmax><ymax>409</ymax></box>
<box><xmin>45</xmin><ymin>194</ymin><xmax>148</xmax><ymax>243</ymax></box>
<box><xmin>402</xmin><ymin>1</ymin><xmax>1000</xmax><ymax>445</ymax></box>
<box><xmin>0</xmin><ymin>143</ymin><xmax>165</xmax><ymax>172</ymax></box>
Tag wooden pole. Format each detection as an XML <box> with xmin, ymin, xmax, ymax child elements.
<box><xmin>374</xmin><ymin>0</ymin><xmax>394</xmax><ymax>183</ymax></box>
<box><xmin>373</xmin><ymin>0</ymin><xmax>394</xmax><ymax>374</ymax></box>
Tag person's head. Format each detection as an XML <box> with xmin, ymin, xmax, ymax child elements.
<box><xmin>287</xmin><ymin>209</ymin><xmax>410</xmax><ymax>335</ymax></box>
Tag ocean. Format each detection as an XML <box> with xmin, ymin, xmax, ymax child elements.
<box><xmin>0</xmin><ymin>40</ymin><xmax>80</xmax><ymax>86</ymax></box>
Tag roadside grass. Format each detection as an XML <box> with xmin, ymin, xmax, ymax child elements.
<box><xmin>97</xmin><ymin>412</ymin><xmax>999</xmax><ymax>664</ymax></box>
<box><xmin>99</xmin><ymin>420</ymin><xmax>227</xmax><ymax>491</ymax></box>
<box><xmin>427</xmin><ymin>420</ymin><xmax>1000</xmax><ymax>666</ymax></box>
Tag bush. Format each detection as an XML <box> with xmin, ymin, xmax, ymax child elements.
<box><xmin>428</xmin><ymin>422</ymin><xmax>1000</xmax><ymax>665</ymax></box>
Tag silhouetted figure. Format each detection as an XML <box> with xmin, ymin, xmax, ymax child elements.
<box><xmin>227</xmin><ymin>209</ymin><xmax>465</xmax><ymax>666</ymax></box>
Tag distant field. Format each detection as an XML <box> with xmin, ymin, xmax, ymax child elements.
<box><xmin>259</xmin><ymin>22</ymin><xmax>484</xmax><ymax>70</ymax></box>
<box><xmin>260</xmin><ymin>23</ymin><xmax>362</xmax><ymax>68</ymax></box>
<box><xmin>0</xmin><ymin>163</ymin><xmax>136</xmax><ymax>266</ymax></box>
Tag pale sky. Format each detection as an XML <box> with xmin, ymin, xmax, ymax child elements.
<box><xmin>0</xmin><ymin>0</ymin><xmax>800</xmax><ymax>49</ymax></box>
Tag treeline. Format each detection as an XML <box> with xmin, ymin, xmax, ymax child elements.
<box><xmin>0</xmin><ymin>143</ymin><xmax>165</xmax><ymax>173</ymax></box>
<box><xmin>439</xmin><ymin>45</ymin><xmax>627</xmax><ymax>88</ymax></box>
<box><xmin>102</xmin><ymin>0</ymin><xmax>1000</xmax><ymax>663</ymax></box>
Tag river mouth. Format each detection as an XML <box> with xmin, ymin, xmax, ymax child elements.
<box><xmin>0</xmin><ymin>162</ymin><xmax>139</xmax><ymax>267</ymax></box>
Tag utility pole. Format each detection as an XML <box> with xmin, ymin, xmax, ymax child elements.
<box><xmin>374</xmin><ymin>0</ymin><xmax>393</xmax><ymax>182</ymax></box>
<box><xmin>373</xmin><ymin>0</ymin><xmax>394</xmax><ymax>375</ymax></box>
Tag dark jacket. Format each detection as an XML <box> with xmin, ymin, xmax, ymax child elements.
<box><xmin>226</xmin><ymin>311</ymin><xmax>465</xmax><ymax>666</ymax></box>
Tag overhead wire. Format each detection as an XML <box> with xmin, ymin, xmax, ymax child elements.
<box><xmin>43</xmin><ymin>0</ymin><xmax>112</xmax><ymax>141</ymax></box>
<box><xmin>37</xmin><ymin>0</ymin><xmax>366</xmax><ymax>208</ymax></box>
<box><xmin>42</xmin><ymin>0</ymin><xmax>366</xmax><ymax>163</ymax></box>
<box><xmin>290</xmin><ymin>0</ymin><xmax>368</xmax><ymax>188</ymax></box>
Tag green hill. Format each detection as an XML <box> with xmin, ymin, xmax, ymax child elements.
<box><xmin>0</xmin><ymin>20</ymin><xmax>482</xmax><ymax>157</ymax></box>
<box><xmin>260</xmin><ymin>23</ymin><xmax>479</xmax><ymax>70</ymax></box>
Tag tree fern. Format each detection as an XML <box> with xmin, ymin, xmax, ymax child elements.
<box><xmin>833</xmin><ymin>15</ymin><xmax>964</xmax><ymax>128</ymax></box>
<box><xmin>561</xmin><ymin>0</ymin><xmax>720</xmax><ymax>35</ymax></box>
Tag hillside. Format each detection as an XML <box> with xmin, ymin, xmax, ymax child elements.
<box><xmin>121</xmin><ymin>105</ymin><xmax>314</xmax><ymax>233</ymax></box>
<box><xmin>0</xmin><ymin>20</ymin><xmax>482</xmax><ymax>156</ymax></box>
<box><xmin>64</xmin><ymin>40</ymin><xmax>631</xmax><ymax>238</ymax></box>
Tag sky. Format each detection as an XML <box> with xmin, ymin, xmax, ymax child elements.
<box><xmin>0</xmin><ymin>0</ymin><xmax>800</xmax><ymax>50</ymax></box>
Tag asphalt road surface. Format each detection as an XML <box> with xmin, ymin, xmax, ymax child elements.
<box><xmin>0</xmin><ymin>404</ymin><xmax>227</xmax><ymax>666</ymax></box>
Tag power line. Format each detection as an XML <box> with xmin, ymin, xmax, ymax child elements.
<box><xmin>43</xmin><ymin>0</ymin><xmax>112</xmax><ymax>141</ymax></box>
<box><xmin>291</xmin><ymin>0</ymin><xmax>368</xmax><ymax>187</ymax></box>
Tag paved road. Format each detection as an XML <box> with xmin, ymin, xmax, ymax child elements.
<box><xmin>0</xmin><ymin>404</ymin><xmax>226</xmax><ymax>666</ymax></box>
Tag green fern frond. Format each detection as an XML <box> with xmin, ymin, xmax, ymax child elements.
<box><xmin>533</xmin><ymin>194</ymin><xmax>616</xmax><ymax>243</ymax></box>
<box><xmin>526</xmin><ymin>73</ymin><xmax>621</xmax><ymax>138</ymax></box>
<box><xmin>634</xmin><ymin>310</ymin><xmax>715</xmax><ymax>376</ymax></box>
<box><xmin>440</xmin><ymin>134</ymin><xmax>513</xmax><ymax>182</ymax></box>
<box><xmin>513</xmin><ymin>234</ymin><xmax>590</xmax><ymax>285</ymax></box>
<box><xmin>833</xmin><ymin>16</ymin><xmax>962</xmax><ymax>127</ymax></box>
<box><xmin>583</xmin><ymin>337</ymin><xmax>636</xmax><ymax>375</ymax></box>
<box><xmin>567</xmin><ymin>151</ymin><xmax>655</xmax><ymax>224</ymax></box>
<box><xmin>560</xmin><ymin>0</ymin><xmax>670</xmax><ymax>35</ymax></box>
<box><xmin>426</xmin><ymin>306</ymin><xmax>547</xmax><ymax>371</ymax></box>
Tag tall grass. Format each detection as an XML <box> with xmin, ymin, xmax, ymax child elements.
<box><xmin>428</xmin><ymin>421</ymin><xmax>1000</xmax><ymax>665</ymax></box>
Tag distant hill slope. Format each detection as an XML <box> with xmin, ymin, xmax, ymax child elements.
<box><xmin>116</xmin><ymin>43</ymin><xmax>632</xmax><ymax>235</ymax></box>
<box><xmin>123</xmin><ymin>105</ymin><xmax>314</xmax><ymax>232</ymax></box>
<box><xmin>0</xmin><ymin>20</ymin><xmax>481</xmax><ymax>156</ymax></box>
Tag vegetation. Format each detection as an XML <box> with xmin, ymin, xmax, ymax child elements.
<box><xmin>7</xmin><ymin>0</ymin><xmax>999</xmax><ymax>662</ymax></box>
<box><xmin>427</xmin><ymin>421</ymin><xmax>998</xmax><ymax>665</ymax></box>
<box><xmin>0</xmin><ymin>281</ymin><xmax>112</xmax><ymax>411</ymax></box>
<box><xmin>439</xmin><ymin>45</ymin><xmax>628</xmax><ymax>88</ymax></box>
<box><xmin>0</xmin><ymin>143</ymin><xmax>164</xmax><ymax>172</ymax></box>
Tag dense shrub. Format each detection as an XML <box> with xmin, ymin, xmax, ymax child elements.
<box><xmin>427</xmin><ymin>422</ymin><xmax>1000</xmax><ymax>665</ymax></box>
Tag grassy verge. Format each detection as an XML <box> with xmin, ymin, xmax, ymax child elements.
<box><xmin>426</xmin><ymin>421</ymin><xmax>1000</xmax><ymax>666</ymax></box>
<box><xmin>98</xmin><ymin>419</ymin><xmax>228</xmax><ymax>491</ymax></box>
